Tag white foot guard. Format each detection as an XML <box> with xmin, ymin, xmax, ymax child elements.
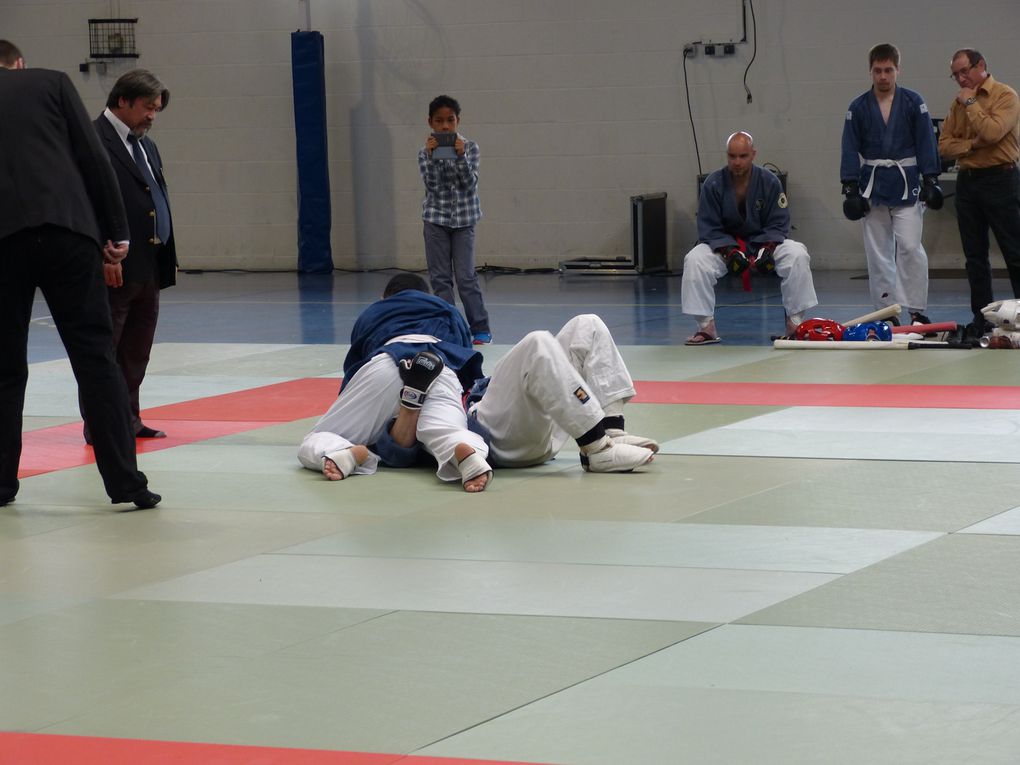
<box><xmin>606</xmin><ymin>428</ymin><xmax>659</xmax><ymax>454</ymax></box>
<box><xmin>323</xmin><ymin>448</ymin><xmax>359</xmax><ymax>480</ymax></box>
<box><xmin>457</xmin><ymin>450</ymin><xmax>493</xmax><ymax>492</ymax></box>
<box><xmin>579</xmin><ymin>437</ymin><xmax>654</xmax><ymax>473</ymax></box>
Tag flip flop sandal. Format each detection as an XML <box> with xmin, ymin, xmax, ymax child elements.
<box><xmin>684</xmin><ymin>331</ymin><xmax>721</xmax><ymax>346</ymax></box>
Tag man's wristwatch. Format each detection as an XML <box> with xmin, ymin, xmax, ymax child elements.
<box><xmin>963</xmin><ymin>96</ymin><xmax>977</xmax><ymax>106</ymax></box>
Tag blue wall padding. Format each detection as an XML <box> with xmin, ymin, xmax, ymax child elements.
<box><xmin>291</xmin><ymin>31</ymin><xmax>333</xmax><ymax>274</ymax></box>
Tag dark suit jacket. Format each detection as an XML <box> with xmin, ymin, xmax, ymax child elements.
<box><xmin>0</xmin><ymin>69</ymin><xmax>128</xmax><ymax>246</ymax></box>
<box><xmin>94</xmin><ymin>114</ymin><xmax>177</xmax><ymax>289</ymax></box>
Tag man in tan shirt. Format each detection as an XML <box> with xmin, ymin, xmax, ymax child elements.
<box><xmin>938</xmin><ymin>48</ymin><xmax>1020</xmax><ymax>337</ymax></box>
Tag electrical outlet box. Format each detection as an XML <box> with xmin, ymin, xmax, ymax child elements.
<box><xmin>704</xmin><ymin>44</ymin><xmax>716</xmax><ymax>56</ymax></box>
<box><xmin>723</xmin><ymin>43</ymin><xmax>736</xmax><ymax>55</ymax></box>
<box><xmin>683</xmin><ymin>44</ymin><xmax>696</xmax><ymax>57</ymax></box>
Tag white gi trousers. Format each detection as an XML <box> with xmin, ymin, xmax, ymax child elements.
<box><xmin>862</xmin><ymin>202</ymin><xmax>928</xmax><ymax>314</ymax></box>
<box><xmin>680</xmin><ymin>240</ymin><xmax>818</xmax><ymax>320</ymax></box>
<box><xmin>471</xmin><ymin>314</ymin><xmax>636</xmax><ymax>467</ymax></box>
<box><xmin>297</xmin><ymin>352</ymin><xmax>487</xmax><ymax>481</ymax></box>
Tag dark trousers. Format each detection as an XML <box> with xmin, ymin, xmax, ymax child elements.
<box><xmin>423</xmin><ymin>221</ymin><xmax>490</xmax><ymax>334</ymax></box>
<box><xmin>0</xmin><ymin>226</ymin><xmax>148</xmax><ymax>503</ymax></box>
<box><xmin>82</xmin><ymin>277</ymin><xmax>160</xmax><ymax>438</ymax></box>
<box><xmin>954</xmin><ymin>165</ymin><xmax>1020</xmax><ymax>321</ymax></box>
<box><xmin>111</xmin><ymin>278</ymin><xmax>160</xmax><ymax>430</ymax></box>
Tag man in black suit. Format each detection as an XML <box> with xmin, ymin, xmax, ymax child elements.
<box><xmin>88</xmin><ymin>69</ymin><xmax>177</xmax><ymax>443</ymax></box>
<box><xmin>0</xmin><ymin>41</ymin><xmax>159</xmax><ymax>509</ymax></box>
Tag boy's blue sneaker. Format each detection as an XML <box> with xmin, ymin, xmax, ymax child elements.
<box><xmin>472</xmin><ymin>332</ymin><xmax>492</xmax><ymax>345</ymax></box>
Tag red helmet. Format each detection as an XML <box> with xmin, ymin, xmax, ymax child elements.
<box><xmin>794</xmin><ymin>318</ymin><xmax>846</xmax><ymax>341</ymax></box>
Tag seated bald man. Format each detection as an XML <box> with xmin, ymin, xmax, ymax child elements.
<box><xmin>681</xmin><ymin>131</ymin><xmax>819</xmax><ymax>345</ymax></box>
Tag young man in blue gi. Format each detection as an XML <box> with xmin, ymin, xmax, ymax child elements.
<box><xmin>681</xmin><ymin>131</ymin><xmax>818</xmax><ymax>345</ymax></box>
<box><xmin>841</xmin><ymin>43</ymin><xmax>942</xmax><ymax>325</ymax></box>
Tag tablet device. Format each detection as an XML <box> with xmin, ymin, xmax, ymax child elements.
<box><xmin>432</xmin><ymin>132</ymin><xmax>458</xmax><ymax>159</ymax></box>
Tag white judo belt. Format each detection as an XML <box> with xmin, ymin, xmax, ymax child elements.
<box><xmin>862</xmin><ymin>156</ymin><xmax>917</xmax><ymax>200</ymax></box>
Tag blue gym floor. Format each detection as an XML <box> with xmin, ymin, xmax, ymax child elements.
<box><xmin>26</xmin><ymin>268</ymin><xmax>985</xmax><ymax>363</ymax></box>
<box><xmin>7</xmin><ymin>269</ymin><xmax>1020</xmax><ymax>764</ymax></box>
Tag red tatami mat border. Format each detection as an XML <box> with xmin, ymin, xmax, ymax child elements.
<box><xmin>19</xmin><ymin>378</ymin><xmax>1018</xmax><ymax>478</ymax></box>
<box><xmin>0</xmin><ymin>732</ymin><xmax>546</xmax><ymax>765</ymax></box>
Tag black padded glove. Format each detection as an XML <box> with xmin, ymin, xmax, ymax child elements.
<box><xmin>841</xmin><ymin>180</ymin><xmax>870</xmax><ymax>221</ymax></box>
<box><xmin>919</xmin><ymin>175</ymin><xmax>944</xmax><ymax>210</ymax></box>
<box><xmin>752</xmin><ymin>242</ymin><xmax>778</xmax><ymax>275</ymax></box>
<box><xmin>717</xmin><ymin>245</ymin><xmax>749</xmax><ymax>275</ymax></box>
<box><xmin>398</xmin><ymin>351</ymin><xmax>445</xmax><ymax>410</ymax></box>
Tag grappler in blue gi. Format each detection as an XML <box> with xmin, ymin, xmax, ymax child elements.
<box><xmin>841</xmin><ymin>43</ymin><xmax>942</xmax><ymax>326</ymax></box>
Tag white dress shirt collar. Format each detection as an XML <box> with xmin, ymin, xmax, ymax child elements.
<box><xmin>102</xmin><ymin>108</ymin><xmax>136</xmax><ymax>156</ymax></box>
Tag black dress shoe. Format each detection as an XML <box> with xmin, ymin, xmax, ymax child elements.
<box><xmin>114</xmin><ymin>489</ymin><xmax>162</xmax><ymax>510</ymax></box>
<box><xmin>0</xmin><ymin>495</ymin><xmax>14</xmax><ymax>508</ymax></box>
<box><xmin>133</xmin><ymin>490</ymin><xmax>161</xmax><ymax>509</ymax></box>
<box><xmin>136</xmin><ymin>426</ymin><xmax>167</xmax><ymax>439</ymax></box>
<box><xmin>963</xmin><ymin>319</ymin><xmax>993</xmax><ymax>341</ymax></box>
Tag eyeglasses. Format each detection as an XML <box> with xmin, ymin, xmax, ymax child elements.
<box><xmin>950</xmin><ymin>65</ymin><xmax>973</xmax><ymax>80</ymax></box>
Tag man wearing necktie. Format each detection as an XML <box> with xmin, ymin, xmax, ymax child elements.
<box><xmin>90</xmin><ymin>69</ymin><xmax>177</xmax><ymax>443</ymax></box>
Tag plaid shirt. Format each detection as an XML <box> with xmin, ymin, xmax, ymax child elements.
<box><xmin>418</xmin><ymin>138</ymin><xmax>482</xmax><ymax>228</ymax></box>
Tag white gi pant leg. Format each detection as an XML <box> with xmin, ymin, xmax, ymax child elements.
<box><xmin>416</xmin><ymin>369</ymin><xmax>488</xmax><ymax>482</ymax></box>
<box><xmin>680</xmin><ymin>243</ymin><xmax>726</xmax><ymax>319</ymax></box>
<box><xmin>297</xmin><ymin>352</ymin><xmax>480</xmax><ymax>481</ymax></box>
<box><xmin>297</xmin><ymin>353</ymin><xmax>396</xmax><ymax>475</ymax></box>
<box><xmin>773</xmin><ymin>239</ymin><xmax>818</xmax><ymax>318</ymax></box>
<box><xmin>682</xmin><ymin>241</ymin><xmax>818</xmax><ymax>321</ymax></box>
<box><xmin>554</xmin><ymin>314</ymin><xmax>637</xmax><ymax>411</ymax></box>
<box><xmin>862</xmin><ymin>203</ymin><xmax>928</xmax><ymax>313</ymax></box>
<box><xmin>473</xmin><ymin>327</ymin><xmax>609</xmax><ymax>467</ymax></box>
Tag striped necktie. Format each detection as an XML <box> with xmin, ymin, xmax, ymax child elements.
<box><xmin>128</xmin><ymin>134</ymin><xmax>171</xmax><ymax>244</ymax></box>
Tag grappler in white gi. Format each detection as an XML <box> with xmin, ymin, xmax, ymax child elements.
<box><xmin>681</xmin><ymin>131</ymin><xmax>818</xmax><ymax>345</ymax></box>
<box><xmin>299</xmin><ymin>276</ymin><xmax>654</xmax><ymax>492</ymax></box>
<box><xmin>841</xmin><ymin>43</ymin><xmax>942</xmax><ymax>325</ymax></box>
<box><xmin>463</xmin><ymin>314</ymin><xmax>657</xmax><ymax>474</ymax></box>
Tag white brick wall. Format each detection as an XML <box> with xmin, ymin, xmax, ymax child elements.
<box><xmin>5</xmin><ymin>0</ymin><xmax>1020</xmax><ymax>271</ymax></box>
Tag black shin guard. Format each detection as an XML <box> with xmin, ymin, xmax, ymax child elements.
<box><xmin>575</xmin><ymin>422</ymin><xmax>607</xmax><ymax>448</ymax></box>
<box><xmin>600</xmin><ymin>415</ymin><xmax>624</xmax><ymax>431</ymax></box>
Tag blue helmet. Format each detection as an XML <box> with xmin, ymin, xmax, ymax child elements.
<box><xmin>843</xmin><ymin>321</ymin><xmax>893</xmax><ymax>341</ymax></box>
